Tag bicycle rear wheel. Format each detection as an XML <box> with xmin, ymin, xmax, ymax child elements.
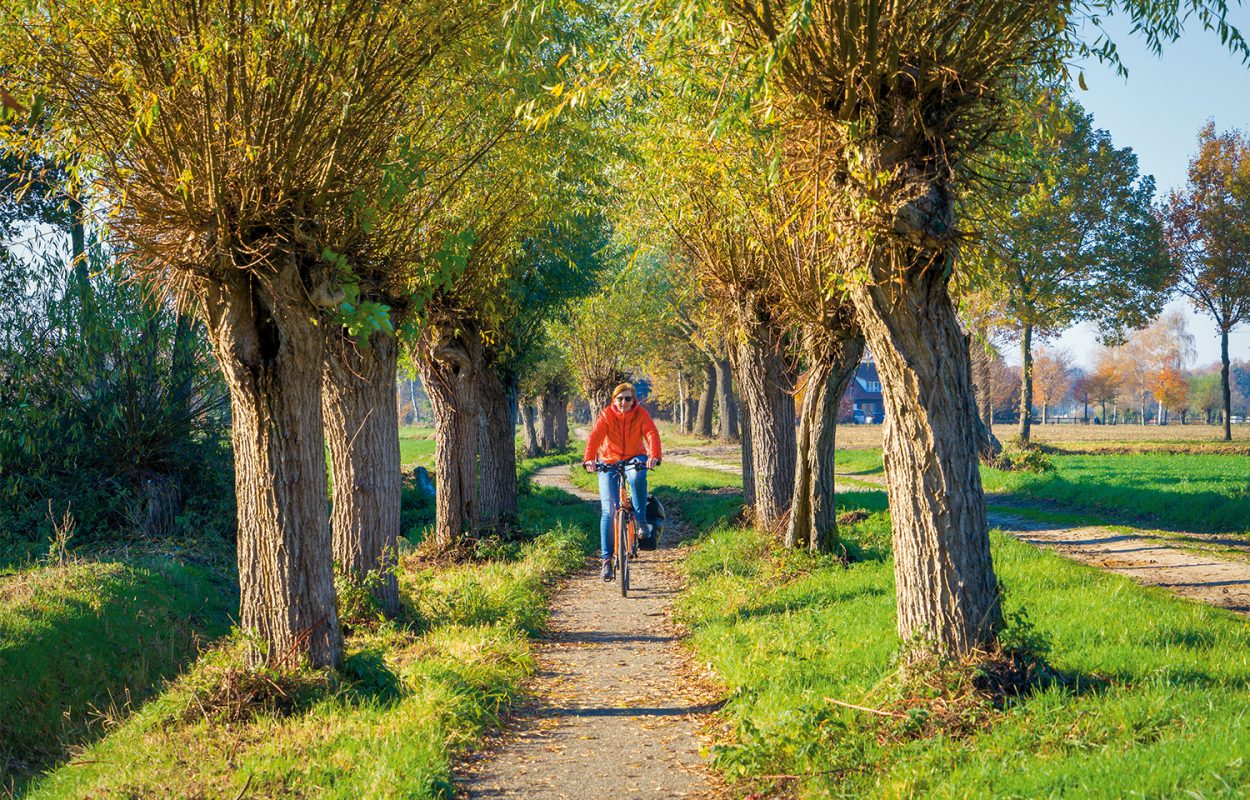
<box><xmin>616</xmin><ymin>509</ymin><xmax>629</xmax><ymax>596</ymax></box>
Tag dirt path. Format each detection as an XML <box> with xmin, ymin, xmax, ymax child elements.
<box><xmin>661</xmin><ymin>451</ymin><xmax>739</xmax><ymax>475</ymax></box>
<box><xmin>458</xmin><ymin>466</ymin><xmax>722</xmax><ymax>799</ymax></box>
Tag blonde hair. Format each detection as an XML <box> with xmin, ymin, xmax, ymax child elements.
<box><xmin>611</xmin><ymin>382</ymin><xmax>635</xmax><ymax>399</ymax></box>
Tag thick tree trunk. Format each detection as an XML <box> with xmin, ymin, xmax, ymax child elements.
<box><xmin>1221</xmin><ymin>327</ymin><xmax>1232</xmax><ymax>442</ymax></box>
<box><xmin>971</xmin><ymin>344</ymin><xmax>994</xmax><ymax>430</ymax></box>
<box><xmin>417</xmin><ymin>330</ymin><xmax>481</xmax><ymax>551</ymax></box>
<box><xmin>478</xmin><ymin>364</ymin><xmax>517</xmax><ymax>533</ymax></box>
<box><xmin>553</xmin><ymin>390</ymin><xmax>569</xmax><ymax>449</ymax></box>
<box><xmin>202</xmin><ymin>269</ymin><xmax>342</xmax><ymax>669</ymax></box>
<box><xmin>522</xmin><ymin>404</ymin><xmax>541</xmax><ymax>457</ymax></box>
<box><xmin>695</xmin><ymin>359</ymin><xmax>715</xmax><ymax>437</ymax></box>
<box><xmin>787</xmin><ymin>333</ymin><xmax>864</xmax><ymax>554</ymax></box>
<box><xmin>538</xmin><ymin>391</ymin><xmax>557</xmax><ymax>451</ymax></box>
<box><xmin>1018</xmin><ymin>324</ymin><xmax>1033</xmax><ymax>443</ymax></box>
<box><xmin>849</xmin><ymin>249</ymin><xmax>1001</xmax><ymax>658</ymax></box>
<box><xmin>728</xmin><ymin>347</ymin><xmax>756</xmax><ymax>509</ymax></box>
<box><xmin>734</xmin><ymin>306</ymin><xmax>796</xmax><ymax>530</ymax></box>
<box><xmin>714</xmin><ymin>355</ymin><xmax>739</xmax><ymax>441</ymax></box>
<box><xmin>683</xmin><ymin>398</ymin><xmax>697</xmax><ymax>434</ymax></box>
<box><xmin>323</xmin><ymin>328</ymin><xmax>401</xmax><ymax>617</ymax></box>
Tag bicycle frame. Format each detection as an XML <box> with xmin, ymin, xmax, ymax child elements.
<box><xmin>595</xmin><ymin>456</ymin><xmax>648</xmax><ymax>596</ymax></box>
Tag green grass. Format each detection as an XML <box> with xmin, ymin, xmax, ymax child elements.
<box><xmin>678</xmin><ymin>489</ymin><xmax>1250</xmax><ymax>797</ymax></box>
<box><xmin>8</xmin><ymin>450</ymin><xmax>599</xmax><ymax>799</ymax></box>
<box><xmin>834</xmin><ymin>447</ymin><xmax>1250</xmax><ymax>535</ymax></box>
<box><xmin>22</xmin><ymin>523</ymin><xmax>589</xmax><ymax>800</ymax></box>
<box><xmin>399</xmin><ymin>426</ymin><xmax>437</xmax><ymax>469</ymax></box>
<box><xmin>0</xmin><ymin>553</ymin><xmax>236</xmax><ymax>791</ymax></box>
<box><xmin>981</xmin><ymin>452</ymin><xmax>1250</xmax><ymax>534</ymax></box>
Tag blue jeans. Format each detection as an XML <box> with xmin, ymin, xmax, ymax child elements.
<box><xmin>599</xmin><ymin>460</ymin><xmax>648</xmax><ymax>559</ymax></box>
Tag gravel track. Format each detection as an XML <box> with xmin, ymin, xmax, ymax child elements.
<box><xmin>458</xmin><ymin>466</ymin><xmax>723</xmax><ymax>799</ymax></box>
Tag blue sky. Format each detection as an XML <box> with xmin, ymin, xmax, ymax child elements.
<box><xmin>1049</xmin><ymin>9</ymin><xmax>1250</xmax><ymax>369</ymax></box>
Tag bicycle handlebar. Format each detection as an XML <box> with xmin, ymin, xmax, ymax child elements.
<box><xmin>591</xmin><ymin>456</ymin><xmax>656</xmax><ymax>473</ymax></box>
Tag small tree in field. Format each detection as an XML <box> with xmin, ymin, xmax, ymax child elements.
<box><xmin>1189</xmin><ymin>370</ymin><xmax>1223</xmax><ymax>424</ymax></box>
<box><xmin>1163</xmin><ymin>123</ymin><xmax>1250</xmax><ymax>440</ymax></box>
<box><xmin>1153</xmin><ymin>366</ymin><xmax>1190</xmax><ymax>424</ymax></box>
<box><xmin>1086</xmin><ymin>349</ymin><xmax>1123</xmax><ymax>424</ymax></box>
<box><xmin>1032</xmin><ymin>348</ymin><xmax>1074</xmax><ymax>425</ymax></box>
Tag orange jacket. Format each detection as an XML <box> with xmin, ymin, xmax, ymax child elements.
<box><xmin>583</xmin><ymin>404</ymin><xmax>662</xmax><ymax>464</ymax></box>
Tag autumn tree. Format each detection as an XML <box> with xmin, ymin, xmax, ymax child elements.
<box><xmin>1088</xmin><ymin>346</ymin><xmax>1124</xmax><ymax>424</ymax></box>
<box><xmin>1163</xmin><ymin>123</ymin><xmax>1250</xmax><ymax>440</ymax></box>
<box><xmin>1032</xmin><ymin>347</ymin><xmax>1074</xmax><ymax>425</ymax></box>
<box><xmin>1134</xmin><ymin>310</ymin><xmax>1196</xmax><ymax>425</ymax></box>
<box><xmin>1153</xmin><ymin>366</ymin><xmax>1190</xmax><ymax>423</ymax></box>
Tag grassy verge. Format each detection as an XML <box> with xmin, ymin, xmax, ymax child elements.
<box><xmin>8</xmin><ymin>453</ymin><xmax>597</xmax><ymax>799</ymax></box>
<box><xmin>679</xmin><ymin>484</ymin><xmax>1250</xmax><ymax>798</ymax></box>
<box><xmin>0</xmin><ymin>553</ymin><xmax>236</xmax><ymax>792</ymax></box>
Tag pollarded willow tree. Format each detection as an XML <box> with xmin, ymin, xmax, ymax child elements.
<box><xmin>610</xmin><ymin>71</ymin><xmax>797</xmax><ymax>527</ymax></box>
<box><xmin>4</xmin><ymin>0</ymin><xmax>498</xmax><ymax>667</ymax></box>
<box><xmin>555</xmin><ymin>249</ymin><xmax>674</xmax><ymax>410</ymax></box>
<box><xmin>642</xmin><ymin>0</ymin><xmax>1248</xmax><ymax>657</ymax></box>
<box><xmin>321</xmin><ymin>19</ymin><xmax>519</xmax><ymax>616</ymax></box>
<box><xmin>412</xmin><ymin>102</ymin><xmax>611</xmax><ymax>550</ymax></box>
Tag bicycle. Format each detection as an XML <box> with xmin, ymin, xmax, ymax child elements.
<box><xmin>594</xmin><ymin>456</ymin><xmax>653</xmax><ymax>597</ymax></box>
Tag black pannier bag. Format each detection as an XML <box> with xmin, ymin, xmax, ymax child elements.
<box><xmin>641</xmin><ymin>496</ymin><xmax>665</xmax><ymax>550</ymax></box>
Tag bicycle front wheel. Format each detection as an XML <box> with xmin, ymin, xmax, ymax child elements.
<box><xmin>615</xmin><ymin>508</ymin><xmax>629</xmax><ymax>596</ymax></box>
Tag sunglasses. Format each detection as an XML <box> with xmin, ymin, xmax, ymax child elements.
<box><xmin>615</xmin><ymin>395</ymin><xmax>635</xmax><ymax>403</ymax></box>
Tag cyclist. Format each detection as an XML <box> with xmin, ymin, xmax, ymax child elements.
<box><xmin>583</xmin><ymin>382</ymin><xmax>662</xmax><ymax>580</ymax></box>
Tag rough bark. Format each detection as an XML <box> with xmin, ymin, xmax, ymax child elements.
<box><xmin>695</xmin><ymin>359</ymin><xmax>715</xmax><ymax>437</ymax></box>
<box><xmin>202</xmin><ymin>266</ymin><xmax>342</xmax><ymax>669</ymax></box>
<box><xmin>730</xmin><ymin>349</ymin><xmax>757</xmax><ymax>510</ymax></box>
<box><xmin>417</xmin><ymin>329</ymin><xmax>481</xmax><ymax>551</ymax></box>
<box><xmin>850</xmin><ymin>251</ymin><xmax>1002</xmax><ymax>657</ymax></box>
<box><xmin>970</xmin><ymin>342</ymin><xmax>994</xmax><ymax>429</ymax></box>
<box><xmin>1221</xmin><ymin>326</ymin><xmax>1232</xmax><ymax>442</ymax></box>
<box><xmin>734</xmin><ymin>306</ymin><xmax>796</xmax><ymax>530</ymax></box>
<box><xmin>553</xmin><ymin>390</ymin><xmax>569</xmax><ymax>449</ymax></box>
<box><xmin>538</xmin><ymin>392</ymin><xmax>557</xmax><ymax>451</ymax></box>
<box><xmin>1018</xmin><ymin>324</ymin><xmax>1033</xmax><ymax>442</ymax></box>
<box><xmin>323</xmin><ymin>328</ymin><xmax>401</xmax><ymax>617</ymax></box>
<box><xmin>714</xmin><ymin>355</ymin><xmax>739</xmax><ymax>441</ymax></box>
<box><xmin>787</xmin><ymin>333</ymin><xmax>864</xmax><ymax>554</ymax></box>
<box><xmin>478</xmin><ymin>363</ymin><xmax>518</xmax><ymax>532</ymax></box>
<box><xmin>522</xmin><ymin>404</ymin><xmax>541</xmax><ymax>457</ymax></box>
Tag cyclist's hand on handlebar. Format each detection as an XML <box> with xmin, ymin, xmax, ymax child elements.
<box><xmin>647</xmin><ymin>456</ymin><xmax>660</xmax><ymax>469</ymax></box>
<box><xmin>583</xmin><ymin>461</ymin><xmax>597</xmax><ymax>474</ymax></box>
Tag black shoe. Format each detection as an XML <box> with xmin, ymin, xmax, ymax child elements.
<box><xmin>601</xmin><ymin>559</ymin><xmax>614</xmax><ymax>581</ymax></box>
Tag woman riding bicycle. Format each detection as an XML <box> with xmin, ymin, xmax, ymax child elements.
<box><xmin>583</xmin><ymin>382</ymin><xmax>662</xmax><ymax>581</ymax></box>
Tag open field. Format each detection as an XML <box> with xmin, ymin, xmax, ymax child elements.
<box><xmin>834</xmin><ymin>422</ymin><xmax>1250</xmax><ymax>450</ymax></box>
